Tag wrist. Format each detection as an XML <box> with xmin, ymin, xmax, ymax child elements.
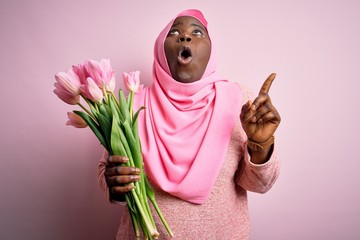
<box><xmin>247</xmin><ymin>136</ymin><xmax>275</xmax><ymax>164</ymax></box>
<box><xmin>248</xmin><ymin>145</ymin><xmax>273</xmax><ymax>164</ymax></box>
<box><xmin>247</xmin><ymin>136</ymin><xmax>275</xmax><ymax>152</ymax></box>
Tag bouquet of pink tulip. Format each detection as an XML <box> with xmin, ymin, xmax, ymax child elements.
<box><xmin>54</xmin><ymin>58</ymin><xmax>173</xmax><ymax>239</ymax></box>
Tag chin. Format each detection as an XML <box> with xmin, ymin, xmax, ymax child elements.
<box><xmin>174</xmin><ymin>71</ymin><xmax>199</xmax><ymax>83</ymax></box>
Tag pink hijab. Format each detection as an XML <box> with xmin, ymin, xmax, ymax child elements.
<box><xmin>134</xmin><ymin>9</ymin><xmax>242</xmax><ymax>204</ymax></box>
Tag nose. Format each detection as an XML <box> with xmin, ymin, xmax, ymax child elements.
<box><xmin>178</xmin><ymin>33</ymin><xmax>192</xmax><ymax>43</ymax></box>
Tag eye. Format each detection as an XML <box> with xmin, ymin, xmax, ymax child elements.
<box><xmin>168</xmin><ymin>29</ymin><xmax>180</xmax><ymax>36</ymax></box>
<box><xmin>192</xmin><ymin>29</ymin><xmax>203</xmax><ymax>36</ymax></box>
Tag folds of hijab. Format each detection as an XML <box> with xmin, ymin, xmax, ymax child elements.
<box><xmin>133</xmin><ymin>9</ymin><xmax>242</xmax><ymax>204</ymax></box>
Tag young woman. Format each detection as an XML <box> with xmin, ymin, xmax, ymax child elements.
<box><xmin>98</xmin><ymin>9</ymin><xmax>281</xmax><ymax>239</ymax></box>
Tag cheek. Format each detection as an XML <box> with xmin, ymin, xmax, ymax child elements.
<box><xmin>164</xmin><ymin>40</ymin><xmax>175</xmax><ymax>62</ymax></box>
<box><xmin>197</xmin><ymin>42</ymin><xmax>211</xmax><ymax>67</ymax></box>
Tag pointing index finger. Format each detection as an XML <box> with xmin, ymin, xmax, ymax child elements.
<box><xmin>259</xmin><ymin>73</ymin><xmax>276</xmax><ymax>94</ymax></box>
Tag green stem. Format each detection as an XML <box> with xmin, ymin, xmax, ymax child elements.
<box><xmin>149</xmin><ymin>197</ymin><xmax>173</xmax><ymax>237</ymax></box>
<box><xmin>143</xmin><ymin>192</ymin><xmax>156</xmax><ymax>230</ymax></box>
<box><xmin>131</xmin><ymin>189</ymin><xmax>159</xmax><ymax>238</ymax></box>
<box><xmin>81</xmin><ymin>95</ymin><xmax>100</xmax><ymax>119</ymax></box>
<box><xmin>119</xmin><ymin>127</ymin><xmax>141</xmax><ymax>196</ymax></box>
<box><xmin>129</xmin><ymin>91</ymin><xmax>134</xmax><ymax>122</ymax></box>
<box><xmin>102</xmin><ymin>86</ymin><xmax>108</xmax><ymax>103</ymax></box>
<box><xmin>77</xmin><ymin>102</ymin><xmax>96</xmax><ymax>120</ymax></box>
<box><xmin>111</xmin><ymin>91</ymin><xmax>120</xmax><ymax>108</ymax></box>
<box><xmin>126</xmin><ymin>194</ymin><xmax>140</xmax><ymax>238</ymax></box>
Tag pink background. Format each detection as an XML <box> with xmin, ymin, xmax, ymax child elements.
<box><xmin>1</xmin><ymin>0</ymin><xmax>359</xmax><ymax>239</ymax></box>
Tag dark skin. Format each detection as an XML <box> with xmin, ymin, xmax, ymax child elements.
<box><xmin>105</xmin><ymin>16</ymin><xmax>281</xmax><ymax>198</ymax></box>
<box><xmin>164</xmin><ymin>16</ymin><xmax>211</xmax><ymax>83</ymax></box>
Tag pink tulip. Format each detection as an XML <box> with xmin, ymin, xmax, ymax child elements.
<box><xmin>66</xmin><ymin>112</ymin><xmax>87</xmax><ymax>128</ymax></box>
<box><xmin>54</xmin><ymin>68</ymin><xmax>81</xmax><ymax>94</ymax></box>
<box><xmin>123</xmin><ymin>71</ymin><xmax>143</xmax><ymax>93</ymax></box>
<box><xmin>80</xmin><ymin>77</ymin><xmax>104</xmax><ymax>103</ymax></box>
<box><xmin>72</xmin><ymin>63</ymin><xmax>89</xmax><ymax>85</ymax></box>
<box><xmin>53</xmin><ymin>87</ymin><xmax>80</xmax><ymax>105</ymax></box>
<box><xmin>54</xmin><ymin>68</ymin><xmax>81</xmax><ymax>105</ymax></box>
<box><xmin>84</xmin><ymin>59</ymin><xmax>115</xmax><ymax>91</ymax></box>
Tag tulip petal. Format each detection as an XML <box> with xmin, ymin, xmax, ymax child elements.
<box><xmin>83</xmin><ymin>58</ymin><xmax>116</xmax><ymax>92</ymax></box>
<box><xmin>54</xmin><ymin>68</ymin><xmax>81</xmax><ymax>95</ymax></box>
<box><xmin>84</xmin><ymin>60</ymin><xmax>103</xmax><ymax>88</ymax></box>
<box><xmin>106</xmin><ymin>74</ymin><xmax>116</xmax><ymax>92</ymax></box>
<box><xmin>72</xmin><ymin>63</ymin><xmax>89</xmax><ymax>85</ymax></box>
<box><xmin>53</xmin><ymin>88</ymin><xmax>80</xmax><ymax>105</ymax></box>
<box><xmin>123</xmin><ymin>71</ymin><xmax>141</xmax><ymax>93</ymax></box>
<box><xmin>66</xmin><ymin>112</ymin><xmax>87</xmax><ymax>128</ymax></box>
<box><xmin>80</xmin><ymin>77</ymin><xmax>103</xmax><ymax>103</ymax></box>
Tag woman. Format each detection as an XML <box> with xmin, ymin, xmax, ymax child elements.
<box><xmin>98</xmin><ymin>9</ymin><xmax>281</xmax><ymax>239</ymax></box>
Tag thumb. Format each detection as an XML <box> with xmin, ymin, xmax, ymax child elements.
<box><xmin>240</xmin><ymin>100</ymin><xmax>252</xmax><ymax>122</ymax></box>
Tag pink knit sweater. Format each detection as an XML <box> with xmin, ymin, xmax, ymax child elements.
<box><xmin>97</xmin><ymin>117</ymin><xmax>280</xmax><ymax>239</ymax></box>
<box><xmin>97</xmin><ymin>84</ymin><xmax>280</xmax><ymax>239</ymax></box>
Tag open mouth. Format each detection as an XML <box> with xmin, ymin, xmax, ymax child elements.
<box><xmin>177</xmin><ymin>46</ymin><xmax>193</xmax><ymax>65</ymax></box>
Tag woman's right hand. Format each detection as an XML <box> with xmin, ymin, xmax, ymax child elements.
<box><xmin>104</xmin><ymin>155</ymin><xmax>140</xmax><ymax>197</ymax></box>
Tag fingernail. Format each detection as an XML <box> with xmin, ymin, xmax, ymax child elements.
<box><xmin>131</xmin><ymin>175</ymin><xmax>140</xmax><ymax>181</ymax></box>
<box><xmin>132</xmin><ymin>167</ymin><xmax>140</xmax><ymax>174</ymax></box>
<box><xmin>251</xmin><ymin>116</ymin><xmax>256</xmax><ymax>122</ymax></box>
<box><xmin>251</xmin><ymin>105</ymin><xmax>257</xmax><ymax>111</ymax></box>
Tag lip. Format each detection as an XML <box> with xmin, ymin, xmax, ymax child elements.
<box><xmin>177</xmin><ymin>45</ymin><xmax>193</xmax><ymax>65</ymax></box>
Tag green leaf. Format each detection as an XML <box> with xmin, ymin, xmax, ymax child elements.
<box><xmin>119</xmin><ymin>89</ymin><xmax>130</xmax><ymax>121</ymax></box>
<box><xmin>74</xmin><ymin>110</ymin><xmax>108</xmax><ymax>151</ymax></box>
<box><xmin>132</xmin><ymin>108</ymin><xmax>145</xmax><ymax>153</ymax></box>
<box><xmin>99</xmin><ymin>104</ymin><xmax>112</xmax><ymax>123</ymax></box>
<box><xmin>123</xmin><ymin>120</ymin><xmax>142</xmax><ymax>169</ymax></box>
<box><xmin>132</xmin><ymin>119</ymin><xmax>141</xmax><ymax>153</ymax></box>
<box><xmin>89</xmin><ymin>103</ymin><xmax>99</xmax><ymax>119</ymax></box>
<box><xmin>145</xmin><ymin>178</ymin><xmax>155</xmax><ymax>200</ymax></box>
<box><xmin>116</xmin><ymin>122</ymin><xmax>142</xmax><ymax>196</ymax></box>
<box><xmin>109</xmin><ymin>94</ymin><xmax>123</xmax><ymax>123</ymax></box>
<box><xmin>110</xmin><ymin>116</ymin><xmax>127</xmax><ymax>156</ymax></box>
<box><xmin>132</xmin><ymin>106</ymin><xmax>146</xmax><ymax>128</ymax></box>
<box><xmin>97</xmin><ymin>113</ymin><xmax>112</xmax><ymax>155</ymax></box>
<box><xmin>117</xmin><ymin>125</ymin><xmax>135</xmax><ymax>167</ymax></box>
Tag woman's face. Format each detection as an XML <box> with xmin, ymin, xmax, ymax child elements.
<box><xmin>164</xmin><ymin>16</ymin><xmax>211</xmax><ymax>83</ymax></box>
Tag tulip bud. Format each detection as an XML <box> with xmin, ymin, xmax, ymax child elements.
<box><xmin>66</xmin><ymin>112</ymin><xmax>87</xmax><ymax>128</ymax></box>
<box><xmin>53</xmin><ymin>87</ymin><xmax>80</xmax><ymax>105</ymax></box>
<box><xmin>123</xmin><ymin>71</ymin><xmax>143</xmax><ymax>93</ymax></box>
<box><xmin>53</xmin><ymin>68</ymin><xmax>82</xmax><ymax>105</ymax></box>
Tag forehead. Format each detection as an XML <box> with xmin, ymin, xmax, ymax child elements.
<box><xmin>171</xmin><ymin>16</ymin><xmax>206</xmax><ymax>30</ymax></box>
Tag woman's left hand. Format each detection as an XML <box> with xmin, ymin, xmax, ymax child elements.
<box><xmin>240</xmin><ymin>73</ymin><xmax>281</xmax><ymax>143</ymax></box>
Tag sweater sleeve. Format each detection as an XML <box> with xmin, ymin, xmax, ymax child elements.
<box><xmin>97</xmin><ymin>150</ymin><xmax>111</xmax><ymax>200</ymax></box>
<box><xmin>234</xmin><ymin>82</ymin><xmax>280</xmax><ymax>193</ymax></box>
<box><xmin>235</xmin><ymin>142</ymin><xmax>280</xmax><ymax>193</ymax></box>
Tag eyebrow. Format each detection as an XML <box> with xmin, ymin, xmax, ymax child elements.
<box><xmin>191</xmin><ymin>23</ymin><xmax>206</xmax><ymax>31</ymax></box>
<box><xmin>172</xmin><ymin>22</ymin><xmax>206</xmax><ymax>32</ymax></box>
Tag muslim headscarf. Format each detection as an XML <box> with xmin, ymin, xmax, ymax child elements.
<box><xmin>134</xmin><ymin>9</ymin><xmax>242</xmax><ymax>204</ymax></box>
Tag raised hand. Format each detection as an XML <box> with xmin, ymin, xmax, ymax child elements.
<box><xmin>240</xmin><ymin>73</ymin><xmax>281</xmax><ymax>144</ymax></box>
